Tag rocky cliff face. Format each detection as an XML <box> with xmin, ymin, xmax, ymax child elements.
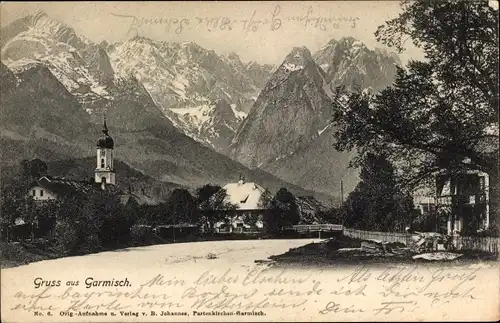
<box><xmin>230</xmin><ymin>46</ymin><xmax>335</xmax><ymax>168</ymax></box>
<box><xmin>230</xmin><ymin>38</ymin><xmax>401</xmax><ymax>197</ymax></box>
<box><xmin>107</xmin><ymin>38</ymin><xmax>273</xmax><ymax>152</ymax></box>
<box><xmin>244</xmin><ymin>61</ymin><xmax>275</xmax><ymax>92</ymax></box>
<box><xmin>261</xmin><ymin>123</ymin><xmax>359</xmax><ymax>198</ymax></box>
<box><xmin>0</xmin><ymin>61</ymin><xmax>17</xmax><ymax>92</ymax></box>
<box><xmin>313</xmin><ymin>37</ymin><xmax>402</xmax><ymax>93</ymax></box>
<box><xmin>0</xmin><ymin>10</ymin><xmax>90</xmax><ymax>50</ymax></box>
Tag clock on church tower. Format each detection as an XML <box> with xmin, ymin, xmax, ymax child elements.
<box><xmin>95</xmin><ymin>117</ymin><xmax>116</xmax><ymax>186</ymax></box>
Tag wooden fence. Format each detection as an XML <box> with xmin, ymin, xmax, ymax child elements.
<box><xmin>287</xmin><ymin>224</ymin><xmax>344</xmax><ymax>233</ymax></box>
<box><xmin>343</xmin><ymin>228</ymin><xmax>412</xmax><ymax>245</ymax></box>
<box><xmin>343</xmin><ymin>228</ymin><xmax>500</xmax><ymax>254</ymax></box>
<box><xmin>451</xmin><ymin>235</ymin><xmax>499</xmax><ymax>254</ymax></box>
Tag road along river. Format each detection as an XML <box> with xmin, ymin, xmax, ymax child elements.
<box><xmin>2</xmin><ymin>239</ymin><xmax>498</xmax><ymax>322</ymax></box>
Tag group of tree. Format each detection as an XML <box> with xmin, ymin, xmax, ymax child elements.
<box><xmin>1</xmin><ymin>159</ymin><xmax>50</xmax><ymax>241</ymax></box>
<box><xmin>331</xmin><ymin>0</ymin><xmax>498</xmax><ymax>233</ymax></box>
<box><xmin>259</xmin><ymin>188</ymin><xmax>300</xmax><ymax>235</ymax></box>
<box><xmin>196</xmin><ymin>184</ymin><xmax>237</xmax><ymax>232</ymax></box>
<box><xmin>195</xmin><ymin>184</ymin><xmax>301</xmax><ymax>235</ymax></box>
<box><xmin>341</xmin><ymin>153</ymin><xmax>418</xmax><ymax>232</ymax></box>
<box><xmin>3</xmin><ymin>155</ymin><xmax>307</xmax><ymax>251</ymax></box>
<box><xmin>54</xmin><ymin>192</ymin><xmax>138</xmax><ymax>255</ymax></box>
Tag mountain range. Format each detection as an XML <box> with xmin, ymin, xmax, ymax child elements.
<box><xmin>1</xmin><ymin>10</ymin><xmax>402</xmax><ymax>202</ymax></box>
<box><xmin>0</xmin><ymin>11</ymin><xmax>332</xmax><ymax>204</ymax></box>
<box><xmin>105</xmin><ymin>37</ymin><xmax>274</xmax><ymax>153</ymax></box>
<box><xmin>230</xmin><ymin>46</ymin><xmax>333</xmax><ymax>167</ymax></box>
<box><xmin>314</xmin><ymin>37</ymin><xmax>401</xmax><ymax>93</ymax></box>
<box><xmin>230</xmin><ymin>38</ymin><xmax>401</xmax><ymax>195</ymax></box>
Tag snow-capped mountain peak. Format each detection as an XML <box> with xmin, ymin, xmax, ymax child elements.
<box><xmin>230</xmin><ymin>45</ymin><xmax>333</xmax><ymax>168</ymax></box>
<box><xmin>105</xmin><ymin>36</ymin><xmax>274</xmax><ymax>152</ymax></box>
<box><xmin>282</xmin><ymin>46</ymin><xmax>313</xmax><ymax>68</ymax></box>
<box><xmin>313</xmin><ymin>37</ymin><xmax>402</xmax><ymax>93</ymax></box>
<box><xmin>1</xmin><ymin>11</ymin><xmax>115</xmax><ymax>102</ymax></box>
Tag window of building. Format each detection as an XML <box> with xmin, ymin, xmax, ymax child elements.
<box><xmin>40</xmin><ymin>190</ymin><xmax>44</xmax><ymax>197</ymax></box>
<box><xmin>480</xmin><ymin>176</ymin><xmax>486</xmax><ymax>191</ymax></box>
<box><xmin>32</xmin><ymin>190</ymin><xmax>36</xmax><ymax>196</ymax></box>
<box><xmin>101</xmin><ymin>158</ymin><xmax>105</xmax><ymax>168</ymax></box>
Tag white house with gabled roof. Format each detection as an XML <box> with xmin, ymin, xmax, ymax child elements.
<box><xmin>215</xmin><ymin>177</ymin><xmax>271</xmax><ymax>233</ymax></box>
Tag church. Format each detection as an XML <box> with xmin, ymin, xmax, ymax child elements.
<box><xmin>28</xmin><ymin>118</ymin><xmax>120</xmax><ymax>201</ymax></box>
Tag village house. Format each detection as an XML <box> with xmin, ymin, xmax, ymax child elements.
<box><xmin>413</xmin><ymin>123</ymin><xmax>497</xmax><ymax>236</ymax></box>
<box><xmin>27</xmin><ymin>117</ymin><xmax>119</xmax><ymax>202</ymax></box>
<box><xmin>413</xmin><ymin>169</ymin><xmax>491</xmax><ymax>236</ymax></box>
<box><xmin>212</xmin><ymin>178</ymin><xmax>328</xmax><ymax>233</ymax></box>
<box><xmin>27</xmin><ymin>176</ymin><xmax>120</xmax><ymax>201</ymax></box>
<box><xmin>435</xmin><ymin>170</ymin><xmax>490</xmax><ymax>235</ymax></box>
<box><xmin>214</xmin><ymin>177</ymin><xmax>271</xmax><ymax>233</ymax></box>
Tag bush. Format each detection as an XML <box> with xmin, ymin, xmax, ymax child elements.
<box><xmin>130</xmin><ymin>225</ymin><xmax>166</xmax><ymax>246</ymax></box>
<box><xmin>78</xmin><ymin>232</ymin><xmax>102</xmax><ymax>254</ymax></box>
<box><xmin>53</xmin><ymin>219</ymin><xmax>79</xmax><ymax>255</ymax></box>
<box><xmin>54</xmin><ymin>216</ymin><xmax>103</xmax><ymax>256</ymax></box>
<box><xmin>99</xmin><ymin>208</ymin><xmax>135</xmax><ymax>248</ymax></box>
<box><xmin>0</xmin><ymin>242</ymin><xmax>58</xmax><ymax>268</ymax></box>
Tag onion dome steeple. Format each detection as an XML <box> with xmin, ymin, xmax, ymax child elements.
<box><xmin>97</xmin><ymin>117</ymin><xmax>114</xmax><ymax>149</ymax></box>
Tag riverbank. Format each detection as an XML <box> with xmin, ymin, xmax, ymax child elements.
<box><xmin>267</xmin><ymin>235</ymin><xmax>498</xmax><ymax>268</ymax></box>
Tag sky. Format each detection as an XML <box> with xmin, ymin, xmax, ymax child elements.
<box><xmin>0</xmin><ymin>1</ymin><xmax>426</xmax><ymax>65</ymax></box>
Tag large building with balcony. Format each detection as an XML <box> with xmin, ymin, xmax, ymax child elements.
<box><xmin>435</xmin><ymin>171</ymin><xmax>490</xmax><ymax>235</ymax></box>
<box><xmin>414</xmin><ymin>170</ymin><xmax>491</xmax><ymax>235</ymax></box>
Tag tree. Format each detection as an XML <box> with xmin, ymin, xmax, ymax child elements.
<box><xmin>332</xmin><ymin>1</ymin><xmax>498</xmax><ymax>188</ymax></box>
<box><xmin>32</xmin><ymin>199</ymin><xmax>60</xmax><ymax>239</ymax></box>
<box><xmin>0</xmin><ymin>166</ymin><xmax>41</xmax><ymax>242</ymax></box>
<box><xmin>262</xmin><ymin>188</ymin><xmax>300</xmax><ymax>234</ymax></box>
<box><xmin>274</xmin><ymin>188</ymin><xmax>300</xmax><ymax>227</ymax></box>
<box><xmin>55</xmin><ymin>191</ymin><xmax>122</xmax><ymax>255</ymax></box>
<box><xmin>319</xmin><ymin>207</ymin><xmax>343</xmax><ymax>224</ymax></box>
<box><xmin>196</xmin><ymin>184</ymin><xmax>222</xmax><ymax>205</ymax></box>
<box><xmin>20</xmin><ymin>159</ymin><xmax>48</xmax><ymax>187</ymax></box>
<box><xmin>196</xmin><ymin>184</ymin><xmax>236</xmax><ymax>233</ymax></box>
<box><xmin>164</xmin><ymin>189</ymin><xmax>198</xmax><ymax>224</ymax></box>
<box><xmin>341</xmin><ymin>153</ymin><xmax>417</xmax><ymax>231</ymax></box>
<box><xmin>0</xmin><ymin>181</ymin><xmax>27</xmax><ymax>242</ymax></box>
<box><xmin>54</xmin><ymin>194</ymin><xmax>87</xmax><ymax>254</ymax></box>
<box><xmin>259</xmin><ymin>189</ymin><xmax>279</xmax><ymax>234</ymax></box>
<box><xmin>97</xmin><ymin>193</ymin><xmax>137</xmax><ymax>248</ymax></box>
<box><xmin>376</xmin><ymin>0</ymin><xmax>498</xmax><ymax>113</ymax></box>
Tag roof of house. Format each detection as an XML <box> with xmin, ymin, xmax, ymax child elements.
<box><xmin>30</xmin><ymin>176</ymin><xmax>121</xmax><ymax>197</ymax></box>
<box><xmin>222</xmin><ymin>181</ymin><xmax>268</xmax><ymax>210</ymax></box>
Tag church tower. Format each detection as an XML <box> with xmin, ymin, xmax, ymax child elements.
<box><xmin>95</xmin><ymin>117</ymin><xmax>115</xmax><ymax>187</ymax></box>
